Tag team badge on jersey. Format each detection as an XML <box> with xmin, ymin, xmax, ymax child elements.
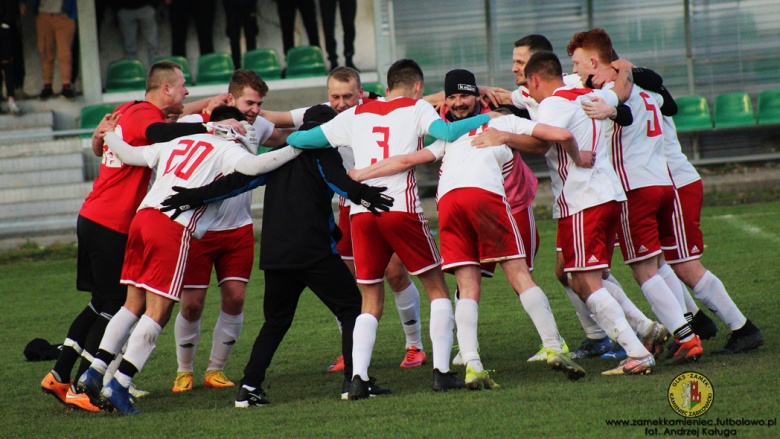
<box><xmin>668</xmin><ymin>371</ymin><xmax>714</xmax><ymax>417</ymax></box>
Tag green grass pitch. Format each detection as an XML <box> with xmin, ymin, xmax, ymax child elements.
<box><xmin>2</xmin><ymin>202</ymin><xmax>778</xmax><ymax>438</ymax></box>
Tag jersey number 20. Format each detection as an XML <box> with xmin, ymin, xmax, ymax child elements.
<box><xmin>164</xmin><ymin>139</ymin><xmax>215</xmax><ymax>180</ymax></box>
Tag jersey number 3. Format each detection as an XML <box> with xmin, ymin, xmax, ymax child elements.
<box><xmin>371</xmin><ymin>126</ymin><xmax>390</xmax><ymax>165</ymax></box>
<box><xmin>164</xmin><ymin>139</ymin><xmax>215</xmax><ymax>180</ymax></box>
<box><xmin>639</xmin><ymin>92</ymin><xmax>662</xmax><ymax>138</ymax></box>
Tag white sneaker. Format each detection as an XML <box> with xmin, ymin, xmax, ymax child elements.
<box><xmin>527</xmin><ymin>337</ymin><xmax>569</xmax><ymax>362</ymax></box>
<box><xmin>129</xmin><ymin>383</ymin><xmax>150</xmax><ymax>398</ymax></box>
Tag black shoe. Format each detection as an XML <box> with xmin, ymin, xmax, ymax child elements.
<box><xmin>39</xmin><ymin>85</ymin><xmax>54</xmax><ymax>100</ymax></box>
<box><xmin>347</xmin><ymin>376</ymin><xmax>391</xmax><ymax>401</ymax></box>
<box><xmin>345</xmin><ymin>57</ymin><xmax>360</xmax><ymax>72</ymax></box>
<box><xmin>61</xmin><ymin>84</ymin><xmax>75</xmax><ymax>99</ymax></box>
<box><xmin>712</xmin><ymin>327</ymin><xmax>763</xmax><ymax>355</ymax></box>
<box><xmin>432</xmin><ymin>369</ymin><xmax>465</xmax><ymax>392</ymax></box>
<box><xmin>690</xmin><ymin>311</ymin><xmax>718</xmax><ymax>340</ymax></box>
<box><xmin>235</xmin><ymin>382</ymin><xmax>270</xmax><ymax>408</ymax></box>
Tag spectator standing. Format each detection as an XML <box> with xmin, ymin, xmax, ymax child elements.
<box><xmin>1</xmin><ymin>0</ymin><xmax>20</xmax><ymax>113</ymax></box>
<box><xmin>115</xmin><ymin>0</ymin><xmax>160</xmax><ymax>67</ymax></box>
<box><xmin>20</xmin><ymin>0</ymin><xmax>77</xmax><ymax>99</ymax></box>
<box><xmin>168</xmin><ymin>0</ymin><xmax>215</xmax><ymax>58</ymax></box>
<box><xmin>277</xmin><ymin>0</ymin><xmax>319</xmax><ymax>55</ymax></box>
<box><xmin>223</xmin><ymin>0</ymin><xmax>258</xmax><ymax>69</ymax></box>
<box><xmin>320</xmin><ymin>0</ymin><xmax>357</xmax><ymax>71</ymax></box>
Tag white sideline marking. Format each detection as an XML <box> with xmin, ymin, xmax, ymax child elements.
<box><xmin>705</xmin><ymin>211</ymin><xmax>780</xmax><ymax>220</ymax></box>
<box><xmin>716</xmin><ymin>215</ymin><xmax>780</xmax><ymax>246</ymax></box>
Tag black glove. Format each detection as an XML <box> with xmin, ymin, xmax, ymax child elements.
<box><xmin>160</xmin><ymin>186</ymin><xmax>205</xmax><ymax>220</ymax></box>
<box><xmin>350</xmin><ymin>186</ymin><xmax>393</xmax><ymax>216</ymax></box>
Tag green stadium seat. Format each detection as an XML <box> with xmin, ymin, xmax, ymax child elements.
<box><xmin>757</xmin><ymin>89</ymin><xmax>780</xmax><ymax>125</ymax></box>
<box><xmin>713</xmin><ymin>92</ymin><xmax>756</xmax><ymax>129</ymax></box>
<box><xmin>285</xmin><ymin>46</ymin><xmax>327</xmax><ymax>78</ymax></box>
<box><xmin>105</xmin><ymin>59</ymin><xmax>146</xmax><ymax>92</ymax></box>
<box><xmin>362</xmin><ymin>82</ymin><xmax>386</xmax><ymax>97</ymax></box>
<box><xmin>78</xmin><ymin>104</ymin><xmax>116</xmax><ymax>139</ymax></box>
<box><xmin>672</xmin><ymin>96</ymin><xmax>713</xmax><ymax>132</ymax></box>
<box><xmin>154</xmin><ymin>56</ymin><xmax>193</xmax><ymax>85</ymax></box>
<box><xmin>197</xmin><ymin>53</ymin><xmax>235</xmax><ymax>85</ymax></box>
<box><xmin>242</xmin><ymin>49</ymin><xmax>282</xmax><ymax>80</ymax></box>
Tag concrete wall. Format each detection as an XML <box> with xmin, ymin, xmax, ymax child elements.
<box><xmin>17</xmin><ymin>0</ymin><xmax>376</xmax><ymax>97</ymax></box>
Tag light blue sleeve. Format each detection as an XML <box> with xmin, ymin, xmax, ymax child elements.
<box><xmin>285</xmin><ymin>126</ymin><xmax>331</xmax><ymax>149</ymax></box>
<box><xmin>427</xmin><ymin>114</ymin><xmax>491</xmax><ymax>142</ymax></box>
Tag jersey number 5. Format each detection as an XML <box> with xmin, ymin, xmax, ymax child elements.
<box><xmin>371</xmin><ymin>126</ymin><xmax>390</xmax><ymax>165</ymax></box>
<box><xmin>639</xmin><ymin>92</ymin><xmax>662</xmax><ymax>138</ymax></box>
<box><xmin>164</xmin><ymin>139</ymin><xmax>215</xmax><ymax>180</ymax></box>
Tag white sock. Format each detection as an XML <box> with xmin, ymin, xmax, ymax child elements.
<box><xmin>394</xmin><ymin>282</ymin><xmax>423</xmax><ymax>350</ymax></box>
<box><xmin>351</xmin><ymin>314</ymin><xmax>378</xmax><ymax>381</ymax></box>
<box><xmin>565</xmin><ymin>286</ymin><xmax>606</xmax><ymax>339</ymax></box>
<box><xmin>123</xmin><ymin>315</ymin><xmax>162</xmax><ymax>375</ymax></box>
<box><xmin>519</xmin><ymin>286</ymin><xmax>562</xmax><ymax>351</ymax></box>
<box><xmin>605</xmin><ymin>272</ymin><xmax>624</xmax><ymax>290</ymax></box>
<box><xmin>659</xmin><ymin>263</ymin><xmax>686</xmax><ymax>312</ymax></box>
<box><xmin>103</xmin><ymin>352</ymin><xmax>122</xmax><ymax>386</ymax></box>
<box><xmin>455</xmin><ymin>299</ymin><xmax>480</xmax><ymax>367</ymax></box>
<box><xmin>586</xmin><ymin>288</ymin><xmax>650</xmax><ymax>358</ymax></box>
<box><xmin>603</xmin><ymin>277</ymin><xmax>654</xmax><ymax>337</ymax></box>
<box><xmin>174</xmin><ymin>312</ymin><xmax>201</xmax><ymax>373</ymax></box>
<box><xmin>93</xmin><ymin>307</ymin><xmax>139</xmax><ymax>374</ymax></box>
<box><xmin>640</xmin><ymin>275</ymin><xmax>692</xmax><ymax>342</ymax></box>
<box><xmin>682</xmin><ymin>284</ymin><xmax>700</xmax><ymax>314</ymax></box>
<box><xmin>115</xmin><ymin>371</ymin><xmax>133</xmax><ymax>388</ymax></box>
<box><xmin>429</xmin><ymin>298</ymin><xmax>454</xmax><ymax>373</ymax></box>
<box><xmin>693</xmin><ymin>271</ymin><xmax>747</xmax><ymax>330</ymax></box>
<box><xmin>208</xmin><ymin>311</ymin><xmax>243</xmax><ymax>371</ymax></box>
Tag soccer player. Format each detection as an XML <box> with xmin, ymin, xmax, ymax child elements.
<box><xmin>286</xmin><ymin>59</ymin><xmax>502</xmax><ymax>398</ymax></box>
<box><xmin>156</xmin><ymin>105</ymin><xmax>395</xmax><ymax>406</ymax></box>
<box><xmin>171</xmin><ymin>70</ymin><xmax>291</xmax><ymax>393</ymax></box>
<box><xmin>520</xmin><ymin>51</ymin><xmax>658</xmax><ymax>376</ymax></box>
<box><xmin>40</xmin><ymin>61</ymin><xmax>243</xmax><ymax>411</ymax></box>
<box><xmin>660</xmin><ymin>117</ymin><xmax>764</xmax><ymax>354</ymax></box>
<box><xmin>349</xmin><ymin>68</ymin><xmax>589</xmax><ymax>384</ymax></box>
<box><xmin>472</xmin><ymin>34</ymin><xmax>643</xmax><ymax>361</ymax></box>
<box><xmin>567</xmin><ymin>29</ymin><xmax>702</xmax><ymax>366</ymax></box>
<box><xmin>77</xmin><ymin>106</ymin><xmax>303</xmax><ymax>415</ymax></box>
<box><xmin>261</xmin><ymin>67</ymin><xmax>429</xmax><ymax>371</ymax></box>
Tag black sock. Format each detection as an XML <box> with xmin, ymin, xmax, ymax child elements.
<box><xmin>117</xmin><ymin>359</ymin><xmax>139</xmax><ymax>380</ymax></box>
<box><xmin>75</xmin><ymin>316</ymin><xmax>110</xmax><ymax>380</ymax></box>
<box><xmin>52</xmin><ymin>304</ymin><xmax>100</xmax><ymax>381</ymax></box>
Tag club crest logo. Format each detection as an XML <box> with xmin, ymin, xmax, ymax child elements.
<box><xmin>668</xmin><ymin>372</ymin><xmax>714</xmax><ymax>417</ymax></box>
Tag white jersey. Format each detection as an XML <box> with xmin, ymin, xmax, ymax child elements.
<box><xmin>661</xmin><ymin>116</ymin><xmax>701</xmax><ymax>188</ymax></box>
<box><xmin>511</xmin><ymin>74</ymin><xmax>582</xmax><ymax>121</ymax></box>
<box><xmin>536</xmin><ymin>86</ymin><xmax>626</xmax><ymax>218</ymax></box>
<box><xmin>427</xmin><ymin>115</ymin><xmax>537</xmax><ymax>200</ymax></box>
<box><xmin>291</xmin><ymin>99</ymin><xmax>370</xmax><ymax>209</ymax></box>
<box><xmin>604</xmin><ymin>85</ymin><xmax>672</xmax><ymax>191</ymax></box>
<box><xmin>321</xmin><ymin>97</ymin><xmax>440</xmax><ymax>215</ymax></box>
<box><xmin>137</xmin><ymin>133</ymin><xmax>252</xmax><ymax>238</ymax></box>
<box><xmin>178</xmin><ymin>113</ymin><xmax>275</xmax><ymax>230</ymax></box>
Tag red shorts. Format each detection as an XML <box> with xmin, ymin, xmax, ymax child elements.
<box><xmin>336</xmin><ymin>204</ymin><xmax>353</xmax><ymax>259</ymax></box>
<box><xmin>617</xmin><ymin>185</ymin><xmax>676</xmax><ymax>264</ymax></box>
<box><xmin>439</xmin><ymin>188</ymin><xmax>524</xmax><ymax>274</ymax></box>
<box><xmin>558</xmin><ymin>201</ymin><xmax>622</xmax><ymax>272</ymax></box>
<box><xmin>182</xmin><ymin>224</ymin><xmax>254</xmax><ymax>288</ymax></box>
<box><xmin>121</xmin><ymin>208</ymin><xmax>192</xmax><ymax>302</ymax></box>
<box><xmin>351</xmin><ymin>211</ymin><xmax>441</xmax><ymax>284</ymax></box>
<box><xmin>477</xmin><ymin>204</ymin><xmax>538</xmax><ymax>277</ymax></box>
<box><xmin>663</xmin><ymin>180</ymin><xmax>704</xmax><ymax>264</ymax></box>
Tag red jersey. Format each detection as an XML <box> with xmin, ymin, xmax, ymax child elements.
<box><xmin>79</xmin><ymin>101</ymin><xmax>164</xmax><ymax>234</ymax></box>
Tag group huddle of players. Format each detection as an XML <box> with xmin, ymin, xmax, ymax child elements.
<box><xmin>39</xmin><ymin>28</ymin><xmax>764</xmax><ymax>416</ymax></box>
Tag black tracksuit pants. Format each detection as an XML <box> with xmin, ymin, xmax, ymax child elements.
<box><xmin>242</xmin><ymin>254</ymin><xmax>361</xmax><ymax>386</ymax></box>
